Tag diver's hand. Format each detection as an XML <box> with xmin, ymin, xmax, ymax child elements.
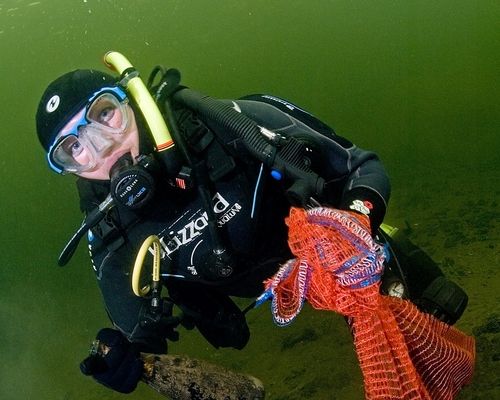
<box><xmin>80</xmin><ymin>328</ymin><xmax>144</xmax><ymax>394</ymax></box>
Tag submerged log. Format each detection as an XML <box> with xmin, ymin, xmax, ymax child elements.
<box><xmin>141</xmin><ymin>353</ymin><xmax>265</xmax><ymax>400</ymax></box>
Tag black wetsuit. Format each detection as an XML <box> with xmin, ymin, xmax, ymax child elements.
<box><xmin>77</xmin><ymin>94</ymin><xmax>391</xmax><ymax>353</ymax></box>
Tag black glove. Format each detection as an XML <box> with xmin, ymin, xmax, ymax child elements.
<box><xmin>80</xmin><ymin>328</ymin><xmax>144</xmax><ymax>394</ymax></box>
<box><xmin>170</xmin><ymin>284</ymin><xmax>250</xmax><ymax>350</ymax></box>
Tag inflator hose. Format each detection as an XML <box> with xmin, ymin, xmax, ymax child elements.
<box><xmin>172</xmin><ymin>88</ymin><xmax>325</xmax><ymax>205</ymax></box>
<box><xmin>172</xmin><ymin>89</ymin><xmax>276</xmax><ymax>166</ymax></box>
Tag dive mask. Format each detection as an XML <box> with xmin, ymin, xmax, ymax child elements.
<box><xmin>47</xmin><ymin>86</ymin><xmax>130</xmax><ymax>174</ymax></box>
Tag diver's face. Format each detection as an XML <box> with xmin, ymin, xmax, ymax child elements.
<box><xmin>50</xmin><ymin>105</ymin><xmax>140</xmax><ymax>181</ymax></box>
<box><xmin>75</xmin><ymin>106</ymin><xmax>140</xmax><ymax>180</ymax></box>
<box><xmin>47</xmin><ymin>87</ymin><xmax>141</xmax><ymax>180</ymax></box>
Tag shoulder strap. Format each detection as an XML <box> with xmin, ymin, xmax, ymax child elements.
<box><xmin>173</xmin><ymin>106</ymin><xmax>236</xmax><ymax>182</ymax></box>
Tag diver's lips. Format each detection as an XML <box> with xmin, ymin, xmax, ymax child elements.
<box><xmin>105</xmin><ymin>151</ymin><xmax>133</xmax><ymax>175</ymax></box>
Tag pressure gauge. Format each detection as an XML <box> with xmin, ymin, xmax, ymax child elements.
<box><xmin>387</xmin><ymin>281</ymin><xmax>405</xmax><ymax>298</ymax></box>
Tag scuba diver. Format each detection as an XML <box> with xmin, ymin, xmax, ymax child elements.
<box><xmin>35</xmin><ymin>53</ymin><xmax>468</xmax><ymax>394</ymax></box>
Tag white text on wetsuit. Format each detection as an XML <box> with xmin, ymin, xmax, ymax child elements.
<box><xmin>153</xmin><ymin>193</ymin><xmax>241</xmax><ymax>259</ymax></box>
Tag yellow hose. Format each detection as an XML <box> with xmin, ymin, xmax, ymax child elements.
<box><xmin>132</xmin><ymin>235</ymin><xmax>161</xmax><ymax>297</ymax></box>
<box><xmin>103</xmin><ymin>51</ymin><xmax>174</xmax><ymax>151</ymax></box>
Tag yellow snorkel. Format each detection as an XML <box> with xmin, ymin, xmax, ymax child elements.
<box><xmin>103</xmin><ymin>51</ymin><xmax>175</xmax><ymax>152</ymax></box>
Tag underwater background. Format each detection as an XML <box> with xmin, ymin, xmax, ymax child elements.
<box><xmin>0</xmin><ymin>0</ymin><xmax>499</xmax><ymax>398</ymax></box>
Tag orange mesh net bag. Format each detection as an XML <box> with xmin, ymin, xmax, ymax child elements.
<box><xmin>257</xmin><ymin>207</ymin><xmax>475</xmax><ymax>400</ymax></box>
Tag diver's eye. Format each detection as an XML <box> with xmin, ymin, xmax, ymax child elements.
<box><xmin>62</xmin><ymin>137</ymin><xmax>84</xmax><ymax>157</ymax></box>
<box><xmin>97</xmin><ymin>106</ymin><xmax>116</xmax><ymax>125</ymax></box>
<box><xmin>87</xmin><ymin>93</ymin><xmax>127</xmax><ymax>131</ymax></box>
<box><xmin>70</xmin><ymin>140</ymin><xmax>83</xmax><ymax>156</ymax></box>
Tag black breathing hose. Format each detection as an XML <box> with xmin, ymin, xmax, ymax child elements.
<box><xmin>58</xmin><ymin>194</ymin><xmax>115</xmax><ymax>266</ymax></box>
<box><xmin>172</xmin><ymin>89</ymin><xmax>276</xmax><ymax>166</ymax></box>
<box><xmin>172</xmin><ymin>88</ymin><xmax>325</xmax><ymax>206</ymax></box>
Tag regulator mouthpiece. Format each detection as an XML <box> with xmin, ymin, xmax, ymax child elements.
<box><xmin>110</xmin><ymin>153</ymin><xmax>156</xmax><ymax>210</ymax></box>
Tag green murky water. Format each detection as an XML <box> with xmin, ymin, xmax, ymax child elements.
<box><xmin>1</xmin><ymin>1</ymin><xmax>499</xmax><ymax>398</ymax></box>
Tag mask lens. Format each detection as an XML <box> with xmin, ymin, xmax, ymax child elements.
<box><xmin>87</xmin><ymin>92</ymin><xmax>129</xmax><ymax>133</ymax></box>
<box><xmin>61</xmin><ymin>135</ymin><xmax>84</xmax><ymax>158</ymax></box>
<box><xmin>49</xmin><ymin>134</ymin><xmax>95</xmax><ymax>173</ymax></box>
<box><xmin>47</xmin><ymin>87</ymin><xmax>130</xmax><ymax>174</ymax></box>
<box><xmin>50</xmin><ymin>126</ymin><xmax>118</xmax><ymax>173</ymax></box>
